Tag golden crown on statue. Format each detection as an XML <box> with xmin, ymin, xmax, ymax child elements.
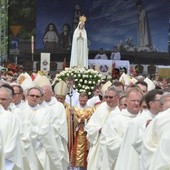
<box><xmin>79</xmin><ymin>15</ymin><xmax>87</xmax><ymax>23</ymax></box>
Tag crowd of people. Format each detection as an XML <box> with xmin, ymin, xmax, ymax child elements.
<box><xmin>0</xmin><ymin>14</ymin><xmax>169</xmax><ymax>170</ymax></box>
<box><xmin>0</xmin><ymin>68</ymin><xmax>170</xmax><ymax>170</ymax></box>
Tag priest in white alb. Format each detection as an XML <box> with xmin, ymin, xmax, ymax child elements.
<box><xmin>97</xmin><ymin>87</ymin><xmax>143</xmax><ymax>170</ymax></box>
<box><xmin>42</xmin><ymin>84</ymin><xmax>69</xmax><ymax>169</ymax></box>
<box><xmin>140</xmin><ymin>93</ymin><xmax>170</xmax><ymax>170</ymax></box>
<box><xmin>22</xmin><ymin>87</ymin><xmax>64</xmax><ymax>169</ymax></box>
<box><xmin>0</xmin><ymin>85</ymin><xmax>23</xmax><ymax>170</ymax></box>
<box><xmin>85</xmin><ymin>86</ymin><xmax>120</xmax><ymax>170</ymax></box>
<box><xmin>114</xmin><ymin>89</ymin><xmax>163</xmax><ymax>170</ymax></box>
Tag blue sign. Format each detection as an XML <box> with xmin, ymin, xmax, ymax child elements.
<box><xmin>10</xmin><ymin>37</ymin><xmax>19</xmax><ymax>49</ymax></box>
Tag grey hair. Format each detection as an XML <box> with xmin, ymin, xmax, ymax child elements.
<box><xmin>160</xmin><ymin>92</ymin><xmax>170</xmax><ymax>105</ymax></box>
<box><xmin>27</xmin><ymin>87</ymin><xmax>44</xmax><ymax>96</ymax></box>
<box><xmin>0</xmin><ymin>86</ymin><xmax>13</xmax><ymax>99</ymax></box>
<box><xmin>105</xmin><ymin>86</ymin><xmax>120</xmax><ymax>96</ymax></box>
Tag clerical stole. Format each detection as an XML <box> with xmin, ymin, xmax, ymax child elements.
<box><xmin>72</xmin><ymin>124</ymin><xmax>88</xmax><ymax>168</ymax></box>
<box><xmin>71</xmin><ymin>107</ymin><xmax>94</xmax><ymax>168</ymax></box>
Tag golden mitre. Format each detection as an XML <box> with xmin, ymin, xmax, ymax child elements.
<box><xmin>33</xmin><ymin>71</ymin><xmax>51</xmax><ymax>88</ymax></box>
<box><xmin>101</xmin><ymin>81</ymin><xmax>112</xmax><ymax>96</ymax></box>
<box><xmin>54</xmin><ymin>80</ymin><xmax>69</xmax><ymax>96</ymax></box>
<box><xmin>79</xmin><ymin>15</ymin><xmax>87</xmax><ymax>23</ymax></box>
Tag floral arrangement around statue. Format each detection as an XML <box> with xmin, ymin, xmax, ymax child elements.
<box><xmin>53</xmin><ymin>67</ymin><xmax>103</xmax><ymax>97</ymax></box>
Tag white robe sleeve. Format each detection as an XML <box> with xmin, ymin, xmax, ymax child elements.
<box><xmin>148</xmin><ymin>129</ymin><xmax>170</xmax><ymax>170</ymax></box>
<box><xmin>2</xmin><ymin>113</ymin><xmax>23</xmax><ymax>170</ymax></box>
<box><xmin>0</xmin><ymin>131</ymin><xmax>5</xmax><ymax>170</ymax></box>
<box><xmin>99</xmin><ymin>120</ymin><xmax>124</xmax><ymax>170</ymax></box>
<box><xmin>85</xmin><ymin>112</ymin><xmax>102</xmax><ymax>146</ymax></box>
<box><xmin>140</xmin><ymin>120</ymin><xmax>157</xmax><ymax>170</ymax></box>
<box><xmin>49</xmin><ymin>101</ymin><xmax>69</xmax><ymax>168</ymax></box>
<box><xmin>31</xmin><ymin>110</ymin><xmax>64</xmax><ymax>170</ymax></box>
<box><xmin>132</xmin><ymin>123</ymin><xmax>145</xmax><ymax>155</ymax></box>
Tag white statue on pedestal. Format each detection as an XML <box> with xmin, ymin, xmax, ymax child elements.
<box><xmin>70</xmin><ymin>15</ymin><xmax>88</xmax><ymax>69</ymax></box>
<box><xmin>136</xmin><ymin>0</ymin><xmax>152</xmax><ymax>52</ymax></box>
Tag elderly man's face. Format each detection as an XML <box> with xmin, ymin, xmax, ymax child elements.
<box><xmin>27</xmin><ymin>89</ymin><xmax>41</xmax><ymax>107</ymax></box>
<box><xmin>0</xmin><ymin>89</ymin><xmax>12</xmax><ymax>110</ymax></box>
<box><xmin>104</xmin><ymin>90</ymin><xmax>119</xmax><ymax>108</ymax></box>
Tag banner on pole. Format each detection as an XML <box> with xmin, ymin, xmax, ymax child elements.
<box><xmin>40</xmin><ymin>53</ymin><xmax>50</xmax><ymax>72</ymax></box>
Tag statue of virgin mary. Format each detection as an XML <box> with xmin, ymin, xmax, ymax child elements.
<box><xmin>70</xmin><ymin>15</ymin><xmax>89</xmax><ymax>69</ymax></box>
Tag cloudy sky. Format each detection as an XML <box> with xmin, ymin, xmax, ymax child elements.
<box><xmin>36</xmin><ymin>0</ymin><xmax>170</xmax><ymax>52</ymax></box>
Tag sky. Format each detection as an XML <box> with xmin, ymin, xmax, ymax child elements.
<box><xmin>35</xmin><ymin>0</ymin><xmax>170</xmax><ymax>52</ymax></box>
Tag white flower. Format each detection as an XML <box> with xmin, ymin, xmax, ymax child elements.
<box><xmin>88</xmin><ymin>91</ymin><xmax>92</xmax><ymax>95</ymax></box>
<box><xmin>79</xmin><ymin>89</ymin><xmax>84</xmax><ymax>92</ymax></box>
<box><xmin>95</xmin><ymin>70</ymin><xmax>99</xmax><ymax>74</ymax></box>
<box><xmin>59</xmin><ymin>72</ymin><xmax>64</xmax><ymax>76</ymax></box>
<box><xmin>64</xmin><ymin>67</ymin><xmax>68</xmax><ymax>71</ymax></box>
<box><xmin>55</xmin><ymin>74</ymin><xmax>60</xmax><ymax>78</ymax></box>
<box><xmin>85</xmin><ymin>86</ymin><xmax>89</xmax><ymax>90</ymax></box>
<box><xmin>88</xmin><ymin>69</ymin><xmax>93</xmax><ymax>72</ymax></box>
<box><xmin>55</xmin><ymin>67</ymin><xmax>102</xmax><ymax>97</ymax></box>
